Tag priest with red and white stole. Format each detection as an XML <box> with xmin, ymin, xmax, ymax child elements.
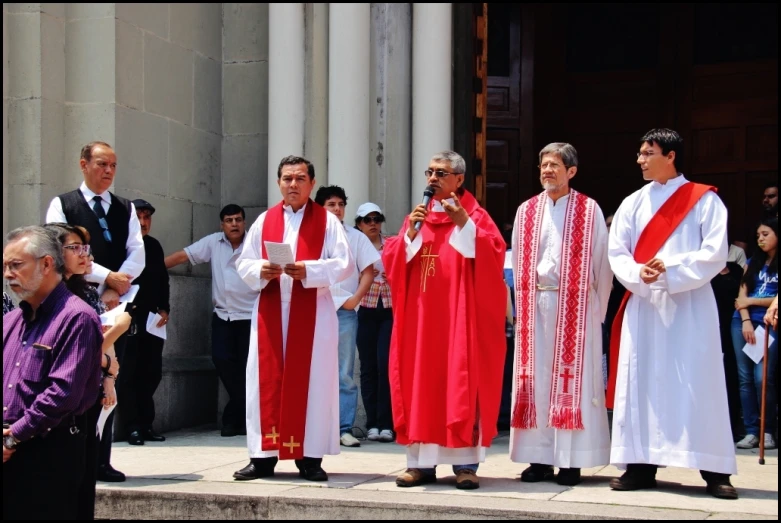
<box><xmin>232</xmin><ymin>155</ymin><xmax>353</xmax><ymax>483</ymax></box>
<box><xmin>383</xmin><ymin>150</ymin><xmax>507</xmax><ymax>491</ymax></box>
<box><xmin>510</xmin><ymin>143</ymin><xmax>613</xmax><ymax>487</ymax></box>
<box><xmin>607</xmin><ymin>128</ymin><xmax>738</xmax><ymax>500</ymax></box>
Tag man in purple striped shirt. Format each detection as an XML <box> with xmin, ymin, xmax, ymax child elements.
<box><xmin>3</xmin><ymin>226</ymin><xmax>103</xmax><ymax>520</ymax></box>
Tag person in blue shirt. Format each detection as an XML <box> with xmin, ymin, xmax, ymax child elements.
<box><xmin>733</xmin><ymin>216</ymin><xmax>778</xmax><ymax>450</ymax></box>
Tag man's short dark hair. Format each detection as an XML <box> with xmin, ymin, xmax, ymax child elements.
<box><xmin>764</xmin><ymin>183</ymin><xmax>778</xmax><ymax>192</ymax></box>
<box><xmin>314</xmin><ymin>185</ymin><xmax>348</xmax><ymax>207</ymax></box>
<box><xmin>640</xmin><ymin>128</ymin><xmax>684</xmax><ymax>171</ymax></box>
<box><xmin>80</xmin><ymin>141</ymin><xmax>113</xmax><ymax>162</ymax></box>
<box><xmin>220</xmin><ymin>204</ymin><xmax>245</xmax><ymax>221</ymax></box>
<box><xmin>277</xmin><ymin>155</ymin><xmax>315</xmax><ymax>180</ymax></box>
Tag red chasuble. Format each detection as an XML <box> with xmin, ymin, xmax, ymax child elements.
<box><xmin>605</xmin><ymin>182</ymin><xmax>715</xmax><ymax>409</ymax></box>
<box><xmin>382</xmin><ymin>190</ymin><xmax>507</xmax><ymax>448</ymax></box>
<box><xmin>257</xmin><ymin>200</ymin><xmax>326</xmax><ymax>460</ymax></box>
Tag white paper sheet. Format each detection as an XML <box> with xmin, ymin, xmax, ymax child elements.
<box><xmin>119</xmin><ymin>284</ymin><xmax>140</xmax><ymax>304</ymax></box>
<box><xmin>742</xmin><ymin>325</ymin><xmax>775</xmax><ymax>364</ymax></box>
<box><xmin>146</xmin><ymin>312</ymin><xmax>167</xmax><ymax>340</ymax></box>
<box><xmin>264</xmin><ymin>241</ymin><xmax>295</xmax><ymax>266</ymax></box>
<box><xmin>99</xmin><ymin>304</ymin><xmax>127</xmax><ymax>326</ymax></box>
<box><xmin>97</xmin><ymin>395</ymin><xmax>117</xmax><ymax>440</ymax></box>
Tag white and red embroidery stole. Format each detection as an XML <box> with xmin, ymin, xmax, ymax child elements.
<box><xmin>548</xmin><ymin>190</ymin><xmax>594</xmax><ymax>430</ymax></box>
<box><xmin>511</xmin><ymin>190</ymin><xmax>595</xmax><ymax>430</ymax></box>
<box><xmin>511</xmin><ymin>194</ymin><xmax>545</xmax><ymax>429</ymax></box>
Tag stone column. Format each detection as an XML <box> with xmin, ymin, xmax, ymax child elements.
<box><xmin>370</xmin><ymin>3</ymin><xmax>412</xmax><ymax>231</ymax></box>
<box><xmin>328</xmin><ymin>3</ymin><xmax>371</xmax><ymax>209</ymax></box>
<box><xmin>268</xmin><ymin>4</ymin><xmax>305</xmax><ymax>207</ymax></box>
<box><xmin>5</xmin><ymin>3</ymin><xmax>66</xmax><ymax>232</ymax></box>
<box><xmin>304</xmin><ymin>3</ymin><xmax>329</xmax><ymax>187</ymax></box>
<box><xmin>411</xmin><ymin>3</ymin><xmax>452</xmax><ymax>205</ymax></box>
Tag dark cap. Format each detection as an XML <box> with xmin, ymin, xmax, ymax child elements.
<box><xmin>132</xmin><ymin>199</ymin><xmax>156</xmax><ymax>215</ymax></box>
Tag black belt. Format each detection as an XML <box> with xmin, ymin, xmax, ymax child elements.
<box><xmin>4</xmin><ymin>414</ymin><xmax>88</xmax><ymax>440</ymax></box>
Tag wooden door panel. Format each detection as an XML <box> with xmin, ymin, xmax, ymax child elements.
<box><xmin>486</xmin><ymin>130</ymin><xmax>519</xmax><ymax>231</ymax></box>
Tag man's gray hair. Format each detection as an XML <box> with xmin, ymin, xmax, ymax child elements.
<box><xmin>539</xmin><ymin>143</ymin><xmax>578</xmax><ymax>168</ymax></box>
<box><xmin>5</xmin><ymin>226</ymin><xmax>66</xmax><ymax>275</ymax></box>
<box><xmin>431</xmin><ymin>150</ymin><xmax>466</xmax><ymax>175</ymax></box>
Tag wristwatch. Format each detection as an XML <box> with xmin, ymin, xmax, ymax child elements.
<box><xmin>3</xmin><ymin>433</ymin><xmax>18</xmax><ymax>450</ymax></box>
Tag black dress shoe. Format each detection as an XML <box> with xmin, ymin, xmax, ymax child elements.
<box><xmin>233</xmin><ymin>458</ymin><xmax>278</xmax><ymax>481</ymax></box>
<box><xmin>142</xmin><ymin>429</ymin><xmax>166</xmax><ymax>442</ymax></box>
<box><xmin>295</xmin><ymin>458</ymin><xmax>328</xmax><ymax>482</ymax></box>
<box><xmin>556</xmin><ymin>468</ymin><xmax>581</xmax><ymax>486</ymax></box>
<box><xmin>520</xmin><ymin>464</ymin><xmax>555</xmax><ymax>483</ymax></box>
<box><xmin>609</xmin><ymin>465</ymin><xmax>657</xmax><ymax>491</ymax></box>
<box><xmin>97</xmin><ymin>465</ymin><xmax>127</xmax><ymax>483</ymax></box>
<box><xmin>128</xmin><ymin>430</ymin><xmax>145</xmax><ymax>446</ymax></box>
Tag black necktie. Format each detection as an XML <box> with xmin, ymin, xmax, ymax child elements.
<box><xmin>92</xmin><ymin>196</ymin><xmax>113</xmax><ymax>243</ymax></box>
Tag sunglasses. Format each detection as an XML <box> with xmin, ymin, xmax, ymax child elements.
<box><xmin>361</xmin><ymin>216</ymin><xmax>385</xmax><ymax>225</ymax></box>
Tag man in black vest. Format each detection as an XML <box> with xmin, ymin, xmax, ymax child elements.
<box><xmin>46</xmin><ymin>141</ymin><xmax>146</xmax><ymax>483</ymax></box>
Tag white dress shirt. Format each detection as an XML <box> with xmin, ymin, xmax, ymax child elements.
<box><xmin>46</xmin><ymin>182</ymin><xmax>145</xmax><ymax>285</ymax></box>
<box><xmin>329</xmin><ymin>226</ymin><xmax>381</xmax><ymax>310</ymax></box>
<box><xmin>184</xmin><ymin>232</ymin><xmax>257</xmax><ymax>321</ymax></box>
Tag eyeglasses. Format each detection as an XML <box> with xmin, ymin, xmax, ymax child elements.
<box><xmin>63</xmin><ymin>244</ymin><xmax>92</xmax><ymax>257</ymax></box>
<box><xmin>97</xmin><ymin>217</ymin><xmax>113</xmax><ymax>243</ymax></box>
<box><xmin>636</xmin><ymin>151</ymin><xmax>657</xmax><ymax>159</ymax></box>
<box><xmin>538</xmin><ymin>162</ymin><xmax>565</xmax><ymax>170</ymax></box>
<box><xmin>3</xmin><ymin>256</ymin><xmax>45</xmax><ymax>274</ymax></box>
<box><xmin>361</xmin><ymin>216</ymin><xmax>385</xmax><ymax>225</ymax></box>
<box><xmin>424</xmin><ymin>169</ymin><xmax>461</xmax><ymax>179</ymax></box>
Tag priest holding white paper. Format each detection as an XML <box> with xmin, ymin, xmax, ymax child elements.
<box><xmin>233</xmin><ymin>155</ymin><xmax>353</xmax><ymax>482</ymax></box>
<box><xmin>607</xmin><ymin>129</ymin><xmax>738</xmax><ymax>499</ymax></box>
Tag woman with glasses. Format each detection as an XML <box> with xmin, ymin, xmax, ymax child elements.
<box><xmin>44</xmin><ymin>223</ymin><xmax>131</xmax><ymax>520</ymax></box>
<box><xmin>354</xmin><ymin>203</ymin><xmax>395</xmax><ymax>443</ymax></box>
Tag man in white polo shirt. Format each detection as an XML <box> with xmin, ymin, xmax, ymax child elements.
<box><xmin>165</xmin><ymin>204</ymin><xmax>257</xmax><ymax>437</ymax></box>
<box><xmin>315</xmin><ymin>186</ymin><xmax>380</xmax><ymax>447</ymax></box>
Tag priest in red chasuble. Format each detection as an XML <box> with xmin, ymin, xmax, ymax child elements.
<box><xmin>383</xmin><ymin>151</ymin><xmax>507</xmax><ymax>491</ymax></box>
<box><xmin>510</xmin><ymin>143</ymin><xmax>613</xmax><ymax>487</ymax></box>
<box><xmin>233</xmin><ymin>156</ymin><xmax>353</xmax><ymax>482</ymax></box>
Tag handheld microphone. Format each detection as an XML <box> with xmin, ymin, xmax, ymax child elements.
<box><xmin>414</xmin><ymin>186</ymin><xmax>436</xmax><ymax>231</ymax></box>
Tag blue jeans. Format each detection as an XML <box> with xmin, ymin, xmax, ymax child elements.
<box><xmin>731</xmin><ymin>317</ymin><xmax>778</xmax><ymax>436</ymax></box>
<box><xmin>419</xmin><ymin>464</ymin><xmax>479</xmax><ymax>476</ymax></box>
<box><xmin>337</xmin><ymin>308</ymin><xmax>359</xmax><ymax>434</ymax></box>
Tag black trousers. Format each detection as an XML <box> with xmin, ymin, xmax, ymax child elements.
<box><xmin>99</xmin><ymin>334</ymin><xmax>127</xmax><ymax>467</ymax></box>
<box><xmin>356</xmin><ymin>301</ymin><xmax>394</xmax><ymax>430</ymax></box>
<box><xmin>3</xmin><ymin>421</ymin><xmax>87</xmax><ymax>520</ymax></box>
<box><xmin>76</xmin><ymin>401</ymin><xmax>102</xmax><ymax>520</ymax></box>
<box><xmin>124</xmin><ymin>313</ymin><xmax>165</xmax><ymax>433</ymax></box>
<box><xmin>212</xmin><ymin>314</ymin><xmax>251</xmax><ymax>429</ymax></box>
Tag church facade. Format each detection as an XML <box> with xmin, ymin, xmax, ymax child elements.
<box><xmin>3</xmin><ymin>3</ymin><xmax>777</xmax><ymax>432</ymax></box>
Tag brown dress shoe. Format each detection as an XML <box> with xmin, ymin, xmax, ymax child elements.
<box><xmin>702</xmin><ymin>471</ymin><xmax>738</xmax><ymax>500</ymax></box>
<box><xmin>455</xmin><ymin>469</ymin><xmax>480</xmax><ymax>490</ymax></box>
<box><xmin>609</xmin><ymin>465</ymin><xmax>658</xmax><ymax>491</ymax></box>
<box><xmin>396</xmin><ymin>468</ymin><xmax>437</xmax><ymax>487</ymax></box>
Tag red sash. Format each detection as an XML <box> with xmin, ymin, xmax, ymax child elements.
<box><xmin>606</xmin><ymin>182</ymin><xmax>715</xmax><ymax>408</ymax></box>
<box><xmin>257</xmin><ymin>200</ymin><xmax>326</xmax><ymax>459</ymax></box>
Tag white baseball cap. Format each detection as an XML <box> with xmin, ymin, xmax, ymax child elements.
<box><xmin>355</xmin><ymin>202</ymin><xmax>383</xmax><ymax>219</ymax></box>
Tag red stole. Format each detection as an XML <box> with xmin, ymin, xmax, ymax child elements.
<box><xmin>511</xmin><ymin>190</ymin><xmax>596</xmax><ymax>430</ymax></box>
<box><xmin>382</xmin><ymin>190</ymin><xmax>507</xmax><ymax>448</ymax></box>
<box><xmin>605</xmin><ymin>182</ymin><xmax>715</xmax><ymax>409</ymax></box>
<box><xmin>257</xmin><ymin>200</ymin><xmax>326</xmax><ymax>460</ymax></box>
